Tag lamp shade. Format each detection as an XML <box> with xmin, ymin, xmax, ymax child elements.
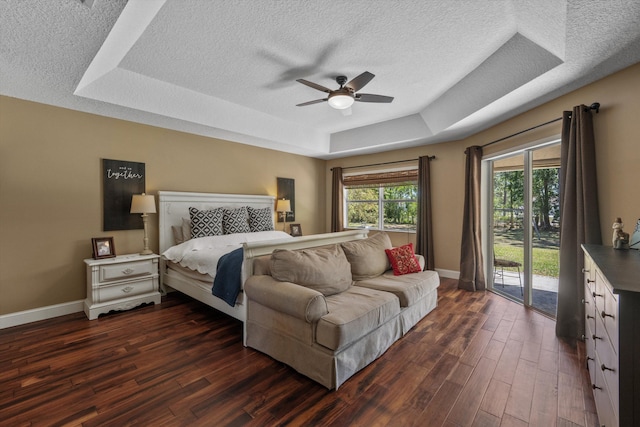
<box><xmin>276</xmin><ymin>199</ymin><xmax>291</xmax><ymax>212</ymax></box>
<box><xmin>130</xmin><ymin>193</ymin><xmax>156</xmax><ymax>214</ymax></box>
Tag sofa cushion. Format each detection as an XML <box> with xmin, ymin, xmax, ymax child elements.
<box><xmin>340</xmin><ymin>232</ymin><xmax>392</xmax><ymax>280</ymax></box>
<box><xmin>385</xmin><ymin>243</ymin><xmax>422</xmax><ymax>275</ymax></box>
<box><xmin>356</xmin><ymin>270</ymin><xmax>440</xmax><ymax>308</ymax></box>
<box><xmin>270</xmin><ymin>245</ymin><xmax>352</xmax><ymax>296</ymax></box>
<box><xmin>316</xmin><ymin>286</ymin><xmax>400</xmax><ymax>351</ymax></box>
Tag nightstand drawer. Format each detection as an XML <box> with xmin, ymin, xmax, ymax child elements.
<box><xmin>100</xmin><ymin>259</ymin><xmax>155</xmax><ymax>282</ymax></box>
<box><xmin>98</xmin><ymin>278</ymin><xmax>156</xmax><ymax>303</ymax></box>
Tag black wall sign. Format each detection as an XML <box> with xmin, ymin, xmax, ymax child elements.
<box><xmin>277</xmin><ymin>177</ymin><xmax>295</xmax><ymax>223</ymax></box>
<box><xmin>103</xmin><ymin>159</ymin><xmax>145</xmax><ymax>231</ymax></box>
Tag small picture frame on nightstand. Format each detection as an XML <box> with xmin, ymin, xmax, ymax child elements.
<box><xmin>92</xmin><ymin>237</ymin><xmax>116</xmax><ymax>259</ymax></box>
<box><xmin>290</xmin><ymin>224</ymin><xmax>302</xmax><ymax>237</ymax></box>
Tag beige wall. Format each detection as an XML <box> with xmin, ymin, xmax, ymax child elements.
<box><xmin>327</xmin><ymin>62</ymin><xmax>640</xmax><ymax>272</ymax></box>
<box><xmin>2</xmin><ymin>62</ymin><xmax>638</xmax><ymax>317</ymax></box>
<box><xmin>0</xmin><ymin>98</ymin><xmax>325</xmax><ymax>314</ymax></box>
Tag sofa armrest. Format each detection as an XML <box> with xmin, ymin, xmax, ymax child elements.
<box><xmin>415</xmin><ymin>254</ymin><xmax>425</xmax><ymax>270</ymax></box>
<box><xmin>244</xmin><ymin>275</ymin><xmax>329</xmax><ymax>323</ymax></box>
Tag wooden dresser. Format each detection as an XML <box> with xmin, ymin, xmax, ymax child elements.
<box><xmin>582</xmin><ymin>244</ymin><xmax>640</xmax><ymax>427</ymax></box>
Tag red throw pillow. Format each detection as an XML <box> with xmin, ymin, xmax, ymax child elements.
<box><xmin>385</xmin><ymin>243</ymin><xmax>422</xmax><ymax>276</ymax></box>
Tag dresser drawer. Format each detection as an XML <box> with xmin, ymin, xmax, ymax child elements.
<box><xmin>601</xmin><ymin>280</ymin><xmax>619</xmax><ymax>353</ymax></box>
<box><xmin>584</xmin><ymin>283</ymin><xmax>597</xmax><ymax>335</ymax></box>
<box><xmin>584</xmin><ymin>320</ymin><xmax>597</xmax><ymax>386</ymax></box>
<box><xmin>100</xmin><ymin>259</ymin><xmax>155</xmax><ymax>282</ymax></box>
<box><xmin>97</xmin><ymin>278</ymin><xmax>157</xmax><ymax>303</ymax></box>
<box><xmin>583</xmin><ymin>256</ymin><xmax>596</xmax><ymax>293</ymax></box>
<box><xmin>593</xmin><ymin>350</ymin><xmax>619</xmax><ymax>427</ymax></box>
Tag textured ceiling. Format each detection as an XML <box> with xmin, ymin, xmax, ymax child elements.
<box><xmin>2</xmin><ymin>0</ymin><xmax>640</xmax><ymax>159</ymax></box>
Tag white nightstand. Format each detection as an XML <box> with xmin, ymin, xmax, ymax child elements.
<box><xmin>84</xmin><ymin>253</ymin><xmax>161</xmax><ymax>320</ymax></box>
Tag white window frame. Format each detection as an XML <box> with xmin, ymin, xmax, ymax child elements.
<box><xmin>344</xmin><ymin>182</ymin><xmax>417</xmax><ymax>233</ymax></box>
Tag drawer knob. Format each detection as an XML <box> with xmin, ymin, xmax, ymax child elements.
<box><xmin>581</xmin><ymin>334</ymin><xmax>587</xmax><ymax>341</ymax></box>
<box><xmin>601</xmin><ymin>311</ymin><xmax>614</xmax><ymax>319</ymax></box>
<box><xmin>587</xmin><ymin>314</ymin><xmax>594</xmax><ymax>319</ymax></box>
<box><xmin>592</xmin><ymin>334</ymin><xmax>602</xmax><ymax>341</ymax></box>
<box><xmin>582</xmin><ymin>268</ymin><xmax>590</xmax><ymax>273</ymax></box>
<box><xmin>601</xmin><ymin>364</ymin><xmax>615</xmax><ymax>373</ymax></box>
<box><xmin>122</xmin><ymin>268</ymin><xmax>135</xmax><ymax>275</ymax></box>
<box><xmin>592</xmin><ymin>291</ymin><xmax>602</xmax><ymax>298</ymax></box>
<box><xmin>122</xmin><ymin>286</ymin><xmax>134</xmax><ymax>293</ymax></box>
<box><xmin>586</xmin><ymin>356</ymin><xmax>593</xmax><ymax>368</ymax></box>
<box><xmin>587</xmin><ymin>279</ymin><xmax>595</xmax><ymax>284</ymax></box>
<box><xmin>592</xmin><ymin>384</ymin><xmax>602</xmax><ymax>390</ymax></box>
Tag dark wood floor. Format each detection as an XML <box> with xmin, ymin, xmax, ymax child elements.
<box><xmin>0</xmin><ymin>278</ymin><xmax>598</xmax><ymax>426</ymax></box>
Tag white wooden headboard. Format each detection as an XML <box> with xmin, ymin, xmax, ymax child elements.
<box><xmin>157</xmin><ymin>191</ymin><xmax>276</xmax><ymax>255</ymax></box>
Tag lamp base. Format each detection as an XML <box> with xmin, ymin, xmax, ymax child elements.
<box><xmin>140</xmin><ymin>249</ymin><xmax>154</xmax><ymax>255</ymax></box>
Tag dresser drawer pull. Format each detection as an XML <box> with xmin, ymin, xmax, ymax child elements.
<box><xmin>592</xmin><ymin>291</ymin><xmax>602</xmax><ymax>298</ymax></box>
<box><xmin>592</xmin><ymin>334</ymin><xmax>602</xmax><ymax>341</ymax></box>
<box><xmin>581</xmin><ymin>298</ymin><xmax>588</xmax><ymax>305</ymax></box>
<box><xmin>600</xmin><ymin>311</ymin><xmax>614</xmax><ymax>319</ymax></box>
<box><xmin>581</xmin><ymin>334</ymin><xmax>587</xmax><ymax>341</ymax></box>
<box><xmin>582</xmin><ymin>268</ymin><xmax>590</xmax><ymax>273</ymax></box>
<box><xmin>591</xmin><ymin>384</ymin><xmax>602</xmax><ymax>390</ymax></box>
<box><xmin>586</xmin><ymin>314</ymin><xmax>594</xmax><ymax>319</ymax></box>
<box><xmin>121</xmin><ymin>286</ymin><xmax>134</xmax><ymax>293</ymax></box>
<box><xmin>601</xmin><ymin>364</ymin><xmax>615</xmax><ymax>373</ymax></box>
<box><xmin>122</xmin><ymin>268</ymin><xmax>135</xmax><ymax>275</ymax></box>
<box><xmin>586</xmin><ymin>355</ymin><xmax>593</xmax><ymax>368</ymax></box>
<box><xmin>586</xmin><ymin>278</ymin><xmax>595</xmax><ymax>283</ymax></box>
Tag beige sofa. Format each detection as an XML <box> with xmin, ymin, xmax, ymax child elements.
<box><xmin>244</xmin><ymin>232</ymin><xmax>439</xmax><ymax>389</ymax></box>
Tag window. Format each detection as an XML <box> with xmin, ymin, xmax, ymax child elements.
<box><xmin>344</xmin><ymin>170</ymin><xmax>417</xmax><ymax>232</ymax></box>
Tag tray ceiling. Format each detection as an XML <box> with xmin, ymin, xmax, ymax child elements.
<box><xmin>2</xmin><ymin>0</ymin><xmax>639</xmax><ymax>159</ymax></box>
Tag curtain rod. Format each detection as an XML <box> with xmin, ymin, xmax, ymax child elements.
<box><xmin>481</xmin><ymin>102</ymin><xmax>600</xmax><ymax>149</ymax></box>
<box><xmin>331</xmin><ymin>156</ymin><xmax>435</xmax><ymax>171</ymax></box>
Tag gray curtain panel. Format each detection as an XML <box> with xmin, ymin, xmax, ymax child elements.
<box><xmin>556</xmin><ymin>106</ymin><xmax>601</xmax><ymax>339</ymax></box>
<box><xmin>416</xmin><ymin>156</ymin><xmax>435</xmax><ymax>270</ymax></box>
<box><xmin>331</xmin><ymin>167</ymin><xmax>344</xmax><ymax>232</ymax></box>
<box><xmin>458</xmin><ymin>146</ymin><xmax>486</xmax><ymax>291</ymax></box>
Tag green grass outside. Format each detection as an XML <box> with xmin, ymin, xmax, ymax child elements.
<box><xmin>494</xmin><ymin>244</ymin><xmax>559</xmax><ymax>277</ymax></box>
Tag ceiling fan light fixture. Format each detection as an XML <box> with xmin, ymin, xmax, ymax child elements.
<box><xmin>328</xmin><ymin>93</ymin><xmax>354</xmax><ymax>109</ymax></box>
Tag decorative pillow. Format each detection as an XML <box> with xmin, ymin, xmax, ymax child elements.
<box><xmin>222</xmin><ymin>206</ymin><xmax>251</xmax><ymax>234</ymax></box>
<box><xmin>189</xmin><ymin>207</ymin><xmax>223</xmax><ymax>238</ymax></box>
<box><xmin>247</xmin><ymin>206</ymin><xmax>274</xmax><ymax>232</ymax></box>
<box><xmin>340</xmin><ymin>232</ymin><xmax>392</xmax><ymax>280</ymax></box>
<box><xmin>385</xmin><ymin>243</ymin><xmax>422</xmax><ymax>276</ymax></box>
<box><xmin>270</xmin><ymin>245</ymin><xmax>353</xmax><ymax>296</ymax></box>
<box><xmin>172</xmin><ymin>225</ymin><xmax>184</xmax><ymax>245</ymax></box>
<box><xmin>181</xmin><ymin>217</ymin><xmax>191</xmax><ymax>242</ymax></box>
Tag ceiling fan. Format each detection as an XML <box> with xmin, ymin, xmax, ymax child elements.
<box><xmin>296</xmin><ymin>71</ymin><xmax>394</xmax><ymax>110</ymax></box>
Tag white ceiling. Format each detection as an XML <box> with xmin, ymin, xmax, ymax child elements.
<box><xmin>2</xmin><ymin>0</ymin><xmax>640</xmax><ymax>159</ymax></box>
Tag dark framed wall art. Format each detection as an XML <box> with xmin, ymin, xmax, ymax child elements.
<box><xmin>277</xmin><ymin>177</ymin><xmax>295</xmax><ymax>223</ymax></box>
<box><xmin>103</xmin><ymin>159</ymin><xmax>145</xmax><ymax>231</ymax></box>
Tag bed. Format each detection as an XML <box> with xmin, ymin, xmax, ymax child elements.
<box><xmin>158</xmin><ymin>191</ymin><xmax>368</xmax><ymax>344</ymax></box>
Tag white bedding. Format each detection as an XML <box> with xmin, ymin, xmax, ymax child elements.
<box><xmin>162</xmin><ymin>231</ymin><xmax>292</xmax><ymax>277</ymax></box>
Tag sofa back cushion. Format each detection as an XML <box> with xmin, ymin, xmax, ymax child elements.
<box><xmin>270</xmin><ymin>245</ymin><xmax>353</xmax><ymax>296</ymax></box>
<box><xmin>340</xmin><ymin>232</ymin><xmax>392</xmax><ymax>280</ymax></box>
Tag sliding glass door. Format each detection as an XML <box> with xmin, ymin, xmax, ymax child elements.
<box><xmin>484</xmin><ymin>142</ymin><xmax>560</xmax><ymax>317</ymax></box>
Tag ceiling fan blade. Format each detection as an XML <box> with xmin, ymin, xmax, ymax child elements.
<box><xmin>345</xmin><ymin>71</ymin><xmax>375</xmax><ymax>92</ymax></box>
<box><xmin>296</xmin><ymin>79</ymin><xmax>332</xmax><ymax>93</ymax></box>
<box><xmin>296</xmin><ymin>98</ymin><xmax>328</xmax><ymax>107</ymax></box>
<box><xmin>355</xmin><ymin>93</ymin><xmax>394</xmax><ymax>103</ymax></box>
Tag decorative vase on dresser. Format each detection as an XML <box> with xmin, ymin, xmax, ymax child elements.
<box><xmin>84</xmin><ymin>253</ymin><xmax>161</xmax><ymax>320</ymax></box>
<box><xmin>582</xmin><ymin>244</ymin><xmax>640</xmax><ymax>427</ymax></box>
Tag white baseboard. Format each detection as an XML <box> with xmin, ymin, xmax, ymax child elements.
<box><xmin>436</xmin><ymin>269</ymin><xmax>460</xmax><ymax>279</ymax></box>
<box><xmin>0</xmin><ymin>300</ymin><xmax>84</xmax><ymax>329</ymax></box>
